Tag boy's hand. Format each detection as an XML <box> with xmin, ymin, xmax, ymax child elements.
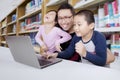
<box><xmin>75</xmin><ymin>41</ymin><xmax>87</xmax><ymax>57</ymax></box>
<box><xmin>55</xmin><ymin>44</ymin><xmax>62</xmax><ymax>52</ymax></box>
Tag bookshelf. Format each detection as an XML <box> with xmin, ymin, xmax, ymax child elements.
<box><xmin>17</xmin><ymin>0</ymin><xmax>42</xmax><ymax>35</ymax></box>
<box><xmin>7</xmin><ymin>9</ymin><xmax>17</xmax><ymax>36</ymax></box>
<box><xmin>69</xmin><ymin>0</ymin><xmax>120</xmax><ymax>56</ymax></box>
<box><xmin>0</xmin><ymin>18</ymin><xmax>7</xmax><ymax>46</ymax></box>
<box><xmin>0</xmin><ymin>0</ymin><xmax>67</xmax><ymax>47</ymax></box>
<box><xmin>0</xmin><ymin>0</ymin><xmax>120</xmax><ymax>50</ymax></box>
<box><xmin>46</xmin><ymin>0</ymin><xmax>66</xmax><ymax>7</ymax></box>
<box><xmin>95</xmin><ymin>27</ymin><xmax>120</xmax><ymax>32</ymax></box>
<box><xmin>44</xmin><ymin>0</ymin><xmax>67</xmax><ymax>13</ymax></box>
<box><xmin>0</xmin><ymin>0</ymin><xmax>42</xmax><ymax>48</ymax></box>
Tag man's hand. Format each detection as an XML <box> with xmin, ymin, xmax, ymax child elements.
<box><xmin>75</xmin><ymin>41</ymin><xmax>87</xmax><ymax>57</ymax></box>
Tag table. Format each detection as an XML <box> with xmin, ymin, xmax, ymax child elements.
<box><xmin>0</xmin><ymin>47</ymin><xmax>120</xmax><ymax>80</ymax></box>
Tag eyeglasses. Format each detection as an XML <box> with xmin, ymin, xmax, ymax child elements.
<box><xmin>58</xmin><ymin>15</ymin><xmax>73</xmax><ymax>21</ymax></box>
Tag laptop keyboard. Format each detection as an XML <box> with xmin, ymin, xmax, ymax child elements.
<box><xmin>38</xmin><ymin>59</ymin><xmax>51</xmax><ymax>66</ymax></box>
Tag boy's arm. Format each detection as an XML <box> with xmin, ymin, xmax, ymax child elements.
<box><xmin>57</xmin><ymin>35</ymin><xmax>79</xmax><ymax>59</ymax></box>
<box><xmin>85</xmin><ymin>32</ymin><xmax>107</xmax><ymax>66</ymax></box>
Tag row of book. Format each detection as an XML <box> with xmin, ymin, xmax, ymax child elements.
<box><xmin>95</xmin><ymin>0</ymin><xmax>120</xmax><ymax>28</ymax></box>
<box><xmin>111</xmin><ymin>44</ymin><xmax>120</xmax><ymax>56</ymax></box>
<box><xmin>25</xmin><ymin>0</ymin><xmax>42</xmax><ymax>14</ymax></box>
<box><xmin>1</xmin><ymin>24</ymin><xmax>16</xmax><ymax>34</ymax></box>
<box><xmin>11</xmin><ymin>24</ymin><xmax>16</xmax><ymax>33</ymax></box>
<box><xmin>20</xmin><ymin>13</ymin><xmax>41</xmax><ymax>31</ymax></box>
<box><xmin>111</xmin><ymin>33</ymin><xmax>120</xmax><ymax>45</ymax></box>
<box><xmin>105</xmin><ymin>32</ymin><xmax>120</xmax><ymax>56</ymax></box>
<box><xmin>24</xmin><ymin>32</ymin><xmax>38</xmax><ymax>46</ymax></box>
<box><xmin>12</xmin><ymin>14</ymin><xmax>17</xmax><ymax>21</ymax></box>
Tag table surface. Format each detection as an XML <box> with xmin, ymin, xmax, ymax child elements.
<box><xmin>0</xmin><ymin>47</ymin><xmax>120</xmax><ymax>80</ymax></box>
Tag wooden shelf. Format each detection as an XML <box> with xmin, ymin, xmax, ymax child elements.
<box><xmin>18</xmin><ymin>7</ymin><xmax>41</xmax><ymax>21</ymax></box>
<box><xmin>0</xmin><ymin>26</ymin><xmax>7</xmax><ymax>29</ymax></box>
<box><xmin>0</xmin><ymin>0</ymin><xmax>43</xmax><ymax>47</ymax></box>
<box><xmin>7</xmin><ymin>33</ymin><xmax>16</xmax><ymax>35</ymax></box>
<box><xmin>7</xmin><ymin>20</ymin><xmax>17</xmax><ymax>26</ymax></box>
<box><xmin>1</xmin><ymin>34</ymin><xmax>6</xmax><ymax>36</ymax></box>
<box><xmin>1</xmin><ymin>0</ymin><xmax>120</xmax><ymax>47</ymax></box>
<box><xmin>19</xmin><ymin>29</ymin><xmax>38</xmax><ymax>34</ymax></box>
<box><xmin>74</xmin><ymin>0</ymin><xmax>106</xmax><ymax>9</ymax></box>
<box><xmin>95</xmin><ymin>27</ymin><xmax>120</xmax><ymax>32</ymax></box>
<box><xmin>46</xmin><ymin>0</ymin><xmax>66</xmax><ymax>6</ymax></box>
<box><xmin>1</xmin><ymin>41</ymin><xmax>6</xmax><ymax>44</ymax></box>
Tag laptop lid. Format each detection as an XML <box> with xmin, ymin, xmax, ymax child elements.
<box><xmin>5</xmin><ymin>36</ymin><xmax>62</xmax><ymax>69</ymax></box>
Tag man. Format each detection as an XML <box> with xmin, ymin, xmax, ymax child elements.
<box><xmin>57</xmin><ymin>3</ymin><xmax>80</xmax><ymax>61</ymax></box>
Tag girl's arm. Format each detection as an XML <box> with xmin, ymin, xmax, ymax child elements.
<box><xmin>35</xmin><ymin>26</ymin><xmax>44</xmax><ymax>46</ymax></box>
<box><xmin>55</xmin><ymin>28</ymin><xmax>72</xmax><ymax>46</ymax></box>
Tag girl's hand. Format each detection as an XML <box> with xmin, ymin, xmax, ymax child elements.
<box><xmin>41</xmin><ymin>44</ymin><xmax>48</xmax><ymax>52</ymax></box>
<box><xmin>55</xmin><ymin>44</ymin><xmax>62</xmax><ymax>52</ymax></box>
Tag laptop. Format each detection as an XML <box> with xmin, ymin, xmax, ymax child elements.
<box><xmin>5</xmin><ymin>36</ymin><xmax>62</xmax><ymax>69</ymax></box>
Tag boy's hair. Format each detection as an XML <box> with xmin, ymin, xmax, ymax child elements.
<box><xmin>57</xmin><ymin>2</ymin><xmax>75</xmax><ymax>16</ymax></box>
<box><xmin>47</xmin><ymin>10</ymin><xmax>58</xmax><ymax>22</ymax></box>
<box><xmin>75</xmin><ymin>10</ymin><xmax>95</xmax><ymax>25</ymax></box>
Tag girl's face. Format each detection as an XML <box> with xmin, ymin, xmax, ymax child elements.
<box><xmin>44</xmin><ymin>11</ymin><xmax>56</xmax><ymax>23</ymax></box>
<box><xmin>73</xmin><ymin>15</ymin><xmax>94</xmax><ymax>37</ymax></box>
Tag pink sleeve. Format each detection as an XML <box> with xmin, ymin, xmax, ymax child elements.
<box><xmin>35</xmin><ymin>25</ymin><xmax>44</xmax><ymax>46</ymax></box>
<box><xmin>55</xmin><ymin>28</ymin><xmax>72</xmax><ymax>45</ymax></box>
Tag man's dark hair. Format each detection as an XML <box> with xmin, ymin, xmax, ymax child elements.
<box><xmin>57</xmin><ymin>2</ymin><xmax>75</xmax><ymax>16</ymax></box>
<box><xmin>75</xmin><ymin>10</ymin><xmax>95</xmax><ymax>25</ymax></box>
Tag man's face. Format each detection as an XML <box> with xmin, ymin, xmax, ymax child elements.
<box><xmin>58</xmin><ymin>9</ymin><xmax>73</xmax><ymax>31</ymax></box>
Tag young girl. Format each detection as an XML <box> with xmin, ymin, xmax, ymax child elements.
<box><xmin>35</xmin><ymin>10</ymin><xmax>71</xmax><ymax>54</ymax></box>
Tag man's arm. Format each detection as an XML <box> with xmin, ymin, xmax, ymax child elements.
<box><xmin>57</xmin><ymin>35</ymin><xmax>80</xmax><ymax>59</ymax></box>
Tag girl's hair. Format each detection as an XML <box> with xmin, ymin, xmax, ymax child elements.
<box><xmin>75</xmin><ymin>10</ymin><xmax>95</xmax><ymax>25</ymax></box>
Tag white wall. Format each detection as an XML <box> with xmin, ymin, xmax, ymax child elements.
<box><xmin>0</xmin><ymin>0</ymin><xmax>23</xmax><ymax>22</ymax></box>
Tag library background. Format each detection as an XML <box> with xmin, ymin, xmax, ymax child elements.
<box><xmin>0</xmin><ymin>0</ymin><xmax>120</xmax><ymax>69</ymax></box>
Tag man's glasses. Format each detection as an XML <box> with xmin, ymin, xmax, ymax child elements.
<box><xmin>58</xmin><ymin>15</ymin><xmax>73</xmax><ymax>21</ymax></box>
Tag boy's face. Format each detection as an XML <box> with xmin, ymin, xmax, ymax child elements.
<box><xmin>58</xmin><ymin>9</ymin><xmax>73</xmax><ymax>31</ymax></box>
<box><xmin>73</xmin><ymin>15</ymin><xmax>94</xmax><ymax>37</ymax></box>
<box><xmin>44</xmin><ymin>11</ymin><xmax>56</xmax><ymax>23</ymax></box>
